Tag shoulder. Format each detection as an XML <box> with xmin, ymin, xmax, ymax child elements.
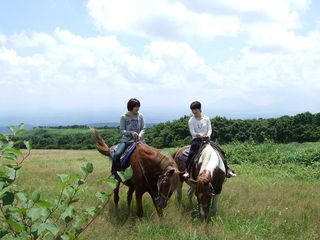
<box><xmin>120</xmin><ymin>113</ymin><xmax>127</xmax><ymax>119</ymax></box>
<box><xmin>203</xmin><ymin>115</ymin><xmax>210</xmax><ymax>121</ymax></box>
<box><xmin>138</xmin><ymin>112</ymin><xmax>144</xmax><ymax>119</ymax></box>
<box><xmin>188</xmin><ymin>116</ymin><xmax>194</xmax><ymax>123</ymax></box>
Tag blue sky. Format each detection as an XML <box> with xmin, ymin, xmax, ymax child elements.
<box><xmin>1</xmin><ymin>0</ymin><xmax>320</xmax><ymax>125</ymax></box>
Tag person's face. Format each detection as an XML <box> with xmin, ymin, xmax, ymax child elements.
<box><xmin>192</xmin><ymin>108</ymin><xmax>201</xmax><ymax>116</ymax></box>
<box><xmin>132</xmin><ymin>106</ymin><xmax>140</xmax><ymax>114</ymax></box>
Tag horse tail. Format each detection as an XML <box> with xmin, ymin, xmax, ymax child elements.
<box><xmin>90</xmin><ymin>128</ymin><xmax>110</xmax><ymax>156</ymax></box>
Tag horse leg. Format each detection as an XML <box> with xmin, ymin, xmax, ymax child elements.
<box><xmin>176</xmin><ymin>182</ymin><xmax>183</xmax><ymax>205</ymax></box>
<box><xmin>188</xmin><ymin>186</ymin><xmax>194</xmax><ymax>209</ymax></box>
<box><xmin>113</xmin><ymin>181</ymin><xmax>120</xmax><ymax>209</ymax></box>
<box><xmin>210</xmin><ymin>194</ymin><xmax>219</xmax><ymax>215</ymax></box>
<box><xmin>127</xmin><ymin>186</ymin><xmax>134</xmax><ymax>216</ymax></box>
<box><xmin>135</xmin><ymin>191</ymin><xmax>144</xmax><ymax>218</ymax></box>
<box><xmin>151</xmin><ymin>196</ymin><xmax>163</xmax><ymax>218</ymax></box>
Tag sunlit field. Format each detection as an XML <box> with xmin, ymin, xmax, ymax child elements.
<box><xmin>15</xmin><ymin>146</ymin><xmax>320</xmax><ymax>240</ymax></box>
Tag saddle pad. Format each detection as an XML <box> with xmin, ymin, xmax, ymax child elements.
<box><xmin>120</xmin><ymin>142</ymin><xmax>137</xmax><ymax>170</ymax></box>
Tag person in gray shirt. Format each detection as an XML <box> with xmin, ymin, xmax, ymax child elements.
<box><xmin>110</xmin><ymin>98</ymin><xmax>145</xmax><ymax>178</ymax></box>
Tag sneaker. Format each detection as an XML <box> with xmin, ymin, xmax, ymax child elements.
<box><xmin>227</xmin><ymin>169</ymin><xmax>237</xmax><ymax>178</ymax></box>
<box><xmin>108</xmin><ymin>173</ymin><xmax>116</xmax><ymax>179</ymax></box>
<box><xmin>182</xmin><ymin>171</ymin><xmax>189</xmax><ymax>180</ymax></box>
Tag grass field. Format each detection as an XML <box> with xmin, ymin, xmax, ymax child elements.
<box><xmin>13</xmin><ymin>144</ymin><xmax>320</xmax><ymax>240</ymax></box>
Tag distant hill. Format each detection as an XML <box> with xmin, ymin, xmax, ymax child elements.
<box><xmin>86</xmin><ymin>122</ymin><xmax>157</xmax><ymax>128</ymax></box>
<box><xmin>0</xmin><ymin>122</ymin><xmax>157</xmax><ymax>134</ymax></box>
<box><xmin>86</xmin><ymin>122</ymin><xmax>120</xmax><ymax>128</ymax></box>
<box><xmin>0</xmin><ymin>124</ymin><xmax>35</xmax><ymax>134</ymax></box>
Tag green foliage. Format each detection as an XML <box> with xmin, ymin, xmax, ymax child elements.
<box><xmin>145</xmin><ymin>115</ymin><xmax>191</xmax><ymax>148</ymax></box>
<box><xmin>7</xmin><ymin>112</ymin><xmax>320</xmax><ymax>150</ymax></box>
<box><xmin>14</xmin><ymin>127</ymin><xmax>121</xmax><ymax>150</ymax></box>
<box><xmin>223</xmin><ymin>141</ymin><xmax>320</xmax><ymax>169</ymax></box>
<box><xmin>0</xmin><ymin>124</ymin><xmax>132</xmax><ymax>239</ymax></box>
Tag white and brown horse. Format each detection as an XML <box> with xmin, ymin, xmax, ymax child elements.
<box><xmin>173</xmin><ymin>143</ymin><xmax>226</xmax><ymax>219</ymax></box>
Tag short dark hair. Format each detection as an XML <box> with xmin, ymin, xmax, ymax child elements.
<box><xmin>190</xmin><ymin>101</ymin><xmax>201</xmax><ymax>110</ymax></box>
<box><xmin>127</xmin><ymin>98</ymin><xmax>141</xmax><ymax>111</ymax></box>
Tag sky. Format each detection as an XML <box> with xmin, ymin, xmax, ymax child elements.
<box><xmin>1</xmin><ymin>0</ymin><xmax>320</xmax><ymax>125</ymax></box>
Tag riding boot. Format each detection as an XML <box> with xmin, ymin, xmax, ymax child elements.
<box><xmin>223</xmin><ymin>159</ymin><xmax>236</xmax><ymax>177</ymax></box>
<box><xmin>110</xmin><ymin>159</ymin><xmax>120</xmax><ymax>179</ymax></box>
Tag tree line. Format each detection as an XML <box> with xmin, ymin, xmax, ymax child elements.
<box><xmin>15</xmin><ymin>112</ymin><xmax>320</xmax><ymax>149</ymax></box>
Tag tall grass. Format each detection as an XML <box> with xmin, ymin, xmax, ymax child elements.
<box><xmin>13</xmin><ymin>142</ymin><xmax>320</xmax><ymax>239</ymax></box>
<box><xmin>224</xmin><ymin>141</ymin><xmax>320</xmax><ymax>168</ymax></box>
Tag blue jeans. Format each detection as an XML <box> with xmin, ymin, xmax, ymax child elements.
<box><xmin>111</xmin><ymin>142</ymin><xmax>126</xmax><ymax>174</ymax></box>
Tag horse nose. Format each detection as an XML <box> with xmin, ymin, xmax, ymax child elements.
<box><xmin>199</xmin><ymin>207</ymin><xmax>208</xmax><ymax>219</ymax></box>
<box><xmin>159</xmin><ymin>200</ymin><xmax>167</xmax><ymax>209</ymax></box>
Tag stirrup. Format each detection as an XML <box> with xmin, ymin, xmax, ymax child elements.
<box><xmin>227</xmin><ymin>169</ymin><xmax>237</xmax><ymax>178</ymax></box>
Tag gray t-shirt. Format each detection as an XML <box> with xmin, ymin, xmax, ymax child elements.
<box><xmin>120</xmin><ymin>112</ymin><xmax>145</xmax><ymax>142</ymax></box>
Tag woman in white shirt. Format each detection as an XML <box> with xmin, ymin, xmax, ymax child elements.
<box><xmin>183</xmin><ymin>101</ymin><xmax>236</xmax><ymax>178</ymax></box>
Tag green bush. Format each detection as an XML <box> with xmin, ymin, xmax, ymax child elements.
<box><xmin>0</xmin><ymin>124</ymin><xmax>131</xmax><ymax>239</ymax></box>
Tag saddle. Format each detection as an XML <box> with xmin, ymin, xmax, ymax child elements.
<box><xmin>110</xmin><ymin>142</ymin><xmax>137</xmax><ymax>170</ymax></box>
<box><xmin>180</xmin><ymin>141</ymin><xmax>226</xmax><ymax>179</ymax></box>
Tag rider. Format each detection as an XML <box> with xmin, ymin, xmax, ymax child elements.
<box><xmin>182</xmin><ymin>101</ymin><xmax>236</xmax><ymax>179</ymax></box>
<box><xmin>110</xmin><ymin>98</ymin><xmax>145</xmax><ymax>179</ymax></box>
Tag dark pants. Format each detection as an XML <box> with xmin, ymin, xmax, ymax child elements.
<box><xmin>111</xmin><ymin>142</ymin><xmax>126</xmax><ymax>174</ymax></box>
<box><xmin>186</xmin><ymin>139</ymin><xmax>230</xmax><ymax>173</ymax></box>
<box><xmin>186</xmin><ymin>138</ymin><xmax>202</xmax><ymax>171</ymax></box>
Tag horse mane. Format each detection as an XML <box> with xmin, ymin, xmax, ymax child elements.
<box><xmin>197</xmin><ymin>170</ymin><xmax>211</xmax><ymax>183</ymax></box>
<box><xmin>90</xmin><ymin>128</ymin><xmax>110</xmax><ymax>156</ymax></box>
<box><xmin>142</xmin><ymin>144</ymin><xmax>176</xmax><ymax>173</ymax></box>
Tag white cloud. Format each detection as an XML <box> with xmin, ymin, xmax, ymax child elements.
<box><xmin>247</xmin><ymin>25</ymin><xmax>319</xmax><ymax>52</ymax></box>
<box><xmin>0</xmin><ymin>29</ymin><xmax>223</xmax><ymax>117</ymax></box>
<box><xmin>0</xmin><ymin>34</ymin><xmax>7</xmax><ymax>45</ymax></box>
<box><xmin>1</xmin><ymin>1</ymin><xmax>320</xmax><ymax>124</ymax></box>
<box><xmin>87</xmin><ymin>0</ymin><xmax>313</xmax><ymax>53</ymax></box>
<box><xmin>87</xmin><ymin>0</ymin><xmax>239</xmax><ymax>39</ymax></box>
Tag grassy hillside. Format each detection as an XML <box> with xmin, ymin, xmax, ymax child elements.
<box><xmin>10</xmin><ymin>143</ymin><xmax>320</xmax><ymax>239</ymax></box>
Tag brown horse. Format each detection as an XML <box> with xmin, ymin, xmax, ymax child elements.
<box><xmin>91</xmin><ymin>128</ymin><xmax>182</xmax><ymax>217</ymax></box>
<box><xmin>173</xmin><ymin>143</ymin><xmax>226</xmax><ymax>219</ymax></box>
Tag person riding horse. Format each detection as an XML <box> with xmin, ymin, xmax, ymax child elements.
<box><xmin>182</xmin><ymin>101</ymin><xmax>236</xmax><ymax>179</ymax></box>
<box><xmin>110</xmin><ymin>98</ymin><xmax>145</xmax><ymax>179</ymax></box>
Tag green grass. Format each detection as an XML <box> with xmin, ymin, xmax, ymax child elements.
<box><xmin>11</xmin><ymin>144</ymin><xmax>320</xmax><ymax>240</ymax></box>
<box><xmin>22</xmin><ymin>128</ymin><xmax>92</xmax><ymax>135</ymax></box>
<box><xmin>223</xmin><ymin>141</ymin><xmax>320</xmax><ymax>168</ymax></box>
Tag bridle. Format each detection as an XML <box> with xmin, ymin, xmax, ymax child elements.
<box><xmin>157</xmin><ymin>173</ymin><xmax>172</xmax><ymax>203</ymax></box>
<box><xmin>136</xmin><ymin>148</ymin><xmax>169</xmax><ymax>205</ymax></box>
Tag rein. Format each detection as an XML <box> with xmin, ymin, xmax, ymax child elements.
<box><xmin>136</xmin><ymin>148</ymin><xmax>167</xmax><ymax>204</ymax></box>
<box><xmin>157</xmin><ymin>173</ymin><xmax>172</xmax><ymax>202</ymax></box>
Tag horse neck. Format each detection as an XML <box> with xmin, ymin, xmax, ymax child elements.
<box><xmin>137</xmin><ymin>144</ymin><xmax>175</xmax><ymax>174</ymax></box>
<box><xmin>197</xmin><ymin>170</ymin><xmax>211</xmax><ymax>183</ymax></box>
<box><xmin>199</xmin><ymin>145</ymin><xmax>221</xmax><ymax>175</ymax></box>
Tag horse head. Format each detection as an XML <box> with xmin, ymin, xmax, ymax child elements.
<box><xmin>188</xmin><ymin>170</ymin><xmax>215</xmax><ymax>219</ymax></box>
<box><xmin>157</xmin><ymin>166</ymin><xmax>183</xmax><ymax>209</ymax></box>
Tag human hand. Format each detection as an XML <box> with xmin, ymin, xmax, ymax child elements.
<box><xmin>132</xmin><ymin>132</ymin><xmax>139</xmax><ymax>140</ymax></box>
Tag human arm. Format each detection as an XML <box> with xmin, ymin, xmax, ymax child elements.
<box><xmin>120</xmin><ymin>115</ymin><xmax>133</xmax><ymax>137</ymax></box>
<box><xmin>138</xmin><ymin>114</ymin><xmax>146</xmax><ymax>139</ymax></box>
<box><xmin>188</xmin><ymin>118</ymin><xmax>199</xmax><ymax>138</ymax></box>
<box><xmin>206</xmin><ymin>117</ymin><xmax>212</xmax><ymax>137</ymax></box>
